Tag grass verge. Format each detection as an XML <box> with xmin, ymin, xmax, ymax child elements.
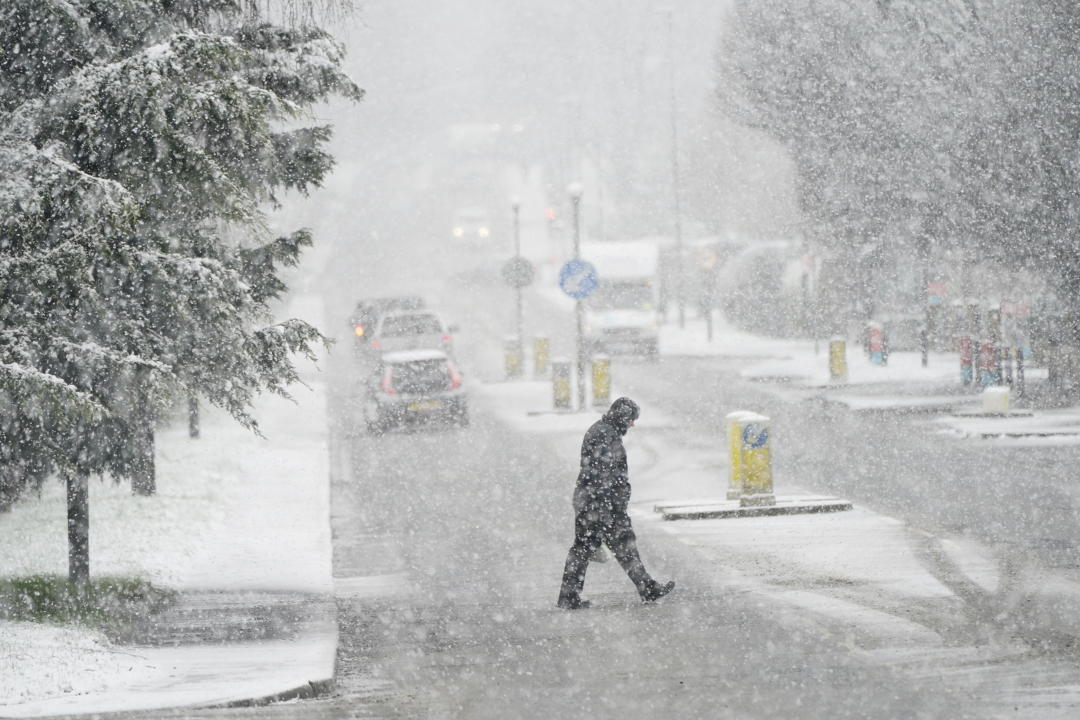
<box><xmin>0</xmin><ymin>575</ymin><xmax>176</xmax><ymax>631</ymax></box>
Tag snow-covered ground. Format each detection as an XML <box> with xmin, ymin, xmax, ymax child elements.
<box><xmin>3</xmin><ymin>288</ymin><xmax>1076</xmax><ymax>716</ymax></box>
<box><xmin>474</xmin><ymin>312</ymin><xmax>1080</xmax><ymax>657</ymax></box>
<box><xmin>474</xmin><ymin>372</ymin><xmax>1080</xmax><ymax>662</ymax></box>
<box><xmin>0</xmin><ymin>305</ymin><xmax>335</xmax><ymax>715</ymax></box>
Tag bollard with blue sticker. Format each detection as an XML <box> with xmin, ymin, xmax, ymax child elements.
<box><xmin>739</xmin><ymin>412</ymin><xmax>775</xmax><ymax>507</ymax></box>
<box><xmin>724</xmin><ymin>411</ymin><xmax>754</xmax><ymax>501</ymax></box>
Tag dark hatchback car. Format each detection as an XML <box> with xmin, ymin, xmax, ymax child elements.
<box><xmin>349</xmin><ymin>295</ymin><xmax>426</xmax><ymax>352</ymax></box>
<box><xmin>361</xmin><ymin>349</ymin><xmax>468</xmax><ymax>433</ymax></box>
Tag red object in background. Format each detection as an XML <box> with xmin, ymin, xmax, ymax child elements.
<box><xmin>978</xmin><ymin>340</ymin><xmax>997</xmax><ymax>371</ymax></box>
<box><xmin>1001</xmin><ymin>300</ymin><xmax>1031</xmax><ymax>318</ymax></box>
<box><xmin>868</xmin><ymin>325</ymin><xmax>885</xmax><ymax>354</ymax></box>
<box><xmin>959</xmin><ymin>337</ymin><xmax>973</xmax><ymax>367</ymax></box>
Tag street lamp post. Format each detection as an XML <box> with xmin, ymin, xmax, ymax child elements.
<box><xmin>512</xmin><ymin>197</ymin><xmax>523</xmax><ymax>355</ymax></box>
<box><xmin>667</xmin><ymin>9</ymin><xmax>685</xmax><ymax>330</ymax></box>
<box><xmin>568</xmin><ymin>182</ymin><xmax>586</xmax><ymax>411</ymax></box>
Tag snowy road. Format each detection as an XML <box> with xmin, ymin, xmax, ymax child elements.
<box><xmin>76</xmin><ymin>247</ymin><xmax>1080</xmax><ymax>718</ymax></box>
<box><xmin>320</xmin><ymin>401</ymin><xmax>977</xmax><ymax>719</ymax></box>
<box><xmin>318</xmin><ymin>255</ymin><xmax>1080</xmax><ymax>717</ymax></box>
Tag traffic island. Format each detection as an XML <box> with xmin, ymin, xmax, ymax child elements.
<box><xmin>657</xmin><ymin>410</ymin><xmax>852</xmax><ymax>522</ymax></box>
<box><xmin>949</xmin><ymin>385</ymin><xmax>1033</xmax><ymax>418</ymax></box>
<box><xmin>654</xmin><ymin>495</ymin><xmax>853</xmax><ymax>521</ymax></box>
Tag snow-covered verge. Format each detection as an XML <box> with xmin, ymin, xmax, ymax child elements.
<box><xmin>0</xmin><ymin>379</ymin><xmax>331</xmax><ymax>588</ymax></box>
<box><xmin>932</xmin><ymin>407</ymin><xmax>1080</xmax><ymax>445</ymax></box>
<box><xmin>0</xmin><ymin>358</ymin><xmax>332</xmax><ymax>713</ymax></box>
<box><xmin>0</xmin><ymin>622</ymin><xmax>154</xmax><ymax>705</ymax></box>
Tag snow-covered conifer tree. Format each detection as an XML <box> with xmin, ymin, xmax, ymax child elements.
<box><xmin>0</xmin><ymin>0</ymin><xmax>361</xmax><ymax>581</ymax></box>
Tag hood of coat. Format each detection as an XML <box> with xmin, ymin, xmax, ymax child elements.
<box><xmin>603</xmin><ymin>396</ymin><xmax>640</xmax><ymax>436</ymax></box>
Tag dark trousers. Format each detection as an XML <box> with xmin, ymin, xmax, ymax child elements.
<box><xmin>558</xmin><ymin>502</ymin><xmax>653</xmax><ymax>601</ymax></box>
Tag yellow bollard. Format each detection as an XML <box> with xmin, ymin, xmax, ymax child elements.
<box><xmin>552</xmin><ymin>357</ymin><xmax>571</xmax><ymax>410</ymax></box>
<box><xmin>533</xmin><ymin>335</ymin><xmax>550</xmax><ymax>378</ymax></box>
<box><xmin>591</xmin><ymin>354</ymin><xmax>611</xmax><ymax>408</ymax></box>
<box><xmin>738</xmin><ymin>412</ymin><xmax>775</xmax><ymax>507</ymax></box>
<box><xmin>724</xmin><ymin>411</ymin><xmax>753</xmax><ymax>500</ymax></box>
<box><xmin>504</xmin><ymin>336</ymin><xmax>523</xmax><ymax>379</ymax></box>
<box><xmin>829</xmin><ymin>337</ymin><xmax>847</xmax><ymax>383</ymax></box>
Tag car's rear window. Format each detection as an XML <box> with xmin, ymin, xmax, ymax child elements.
<box><xmin>381</xmin><ymin>314</ymin><xmax>442</xmax><ymax>336</ymax></box>
<box><xmin>391</xmin><ymin>359</ymin><xmax>450</xmax><ymax>392</ymax></box>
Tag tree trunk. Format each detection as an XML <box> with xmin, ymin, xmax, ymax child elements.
<box><xmin>66</xmin><ymin>470</ymin><xmax>90</xmax><ymax>586</ymax></box>
<box><xmin>131</xmin><ymin>380</ymin><xmax>156</xmax><ymax>496</ymax></box>
<box><xmin>188</xmin><ymin>396</ymin><xmax>200</xmax><ymax>439</ymax></box>
<box><xmin>1045</xmin><ymin>308</ymin><xmax>1080</xmax><ymax>407</ymax></box>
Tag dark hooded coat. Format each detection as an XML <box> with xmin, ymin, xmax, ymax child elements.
<box><xmin>574</xmin><ymin>396</ymin><xmax>638</xmax><ymax>512</ymax></box>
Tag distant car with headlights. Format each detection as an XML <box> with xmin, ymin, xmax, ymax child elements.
<box><xmin>349</xmin><ymin>295</ymin><xmax>426</xmax><ymax>352</ymax></box>
<box><xmin>369</xmin><ymin>309</ymin><xmax>456</xmax><ymax>356</ymax></box>
<box><xmin>451</xmin><ymin>206</ymin><xmax>491</xmax><ymax>241</ymax></box>
<box><xmin>361</xmin><ymin>349</ymin><xmax>468</xmax><ymax>432</ymax></box>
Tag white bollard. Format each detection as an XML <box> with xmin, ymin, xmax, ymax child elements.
<box><xmin>982</xmin><ymin>386</ymin><xmax>1010</xmax><ymax>415</ymax></box>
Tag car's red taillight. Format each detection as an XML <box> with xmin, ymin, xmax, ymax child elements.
<box><xmin>381</xmin><ymin>370</ymin><xmax>396</xmax><ymax>395</ymax></box>
<box><xmin>371</xmin><ymin>339</ymin><xmax>381</xmax><ymax>350</ymax></box>
<box><xmin>442</xmin><ymin>335</ymin><xmax>452</xmax><ymax>345</ymax></box>
<box><xmin>448</xmin><ymin>364</ymin><xmax>463</xmax><ymax>390</ymax></box>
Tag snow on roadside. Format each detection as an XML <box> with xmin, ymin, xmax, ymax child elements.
<box><xmin>933</xmin><ymin>408</ymin><xmax>1080</xmax><ymax>445</ymax></box>
<box><xmin>0</xmin><ymin>623</ymin><xmax>157</xmax><ymax>704</ymax></box>
<box><xmin>0</xmin><ymin>336</ymin><xmax>331</xmax><ymax>708</ymax></box>
<box><xmin>473</xmin><ymin>377</ymin><xmax>962</xmax><ymax>648</ymax></box>
<box><xmin>742</xmin><ymin>346</ymin><xmax>962</xmax><ymax>386</ymax></box>
<box><xmin>0</xmin><ymin>383</ymin><xmax>331</xmax><ymax>592</ymax></box>
<box><xmin>659</xmin><ymin>313</ymin><xmax>810</xmax><ymax>359</ymax></box>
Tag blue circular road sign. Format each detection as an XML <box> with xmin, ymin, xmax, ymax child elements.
<box><xmin>558</xmin><ymin>259</ymin><xmax>599</xmax><ymax>299</ymax></box>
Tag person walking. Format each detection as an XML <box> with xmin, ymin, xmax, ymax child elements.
<box><xmin>557</xmin><ymin>396</ymin><xmax>675</xmax><ymax>609</ymax></box>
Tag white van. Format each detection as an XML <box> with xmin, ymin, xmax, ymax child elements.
<box><xmin>580</xmin><ymin>241</ymin><xmax>661</xmax><ymax>358</ymax></box>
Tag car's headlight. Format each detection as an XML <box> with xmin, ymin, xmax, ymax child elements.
<box><xmin>452</xmin><ymin>227</ymin><xmax>464</xmax><ymax>238</ymax></box>
<box><xmin>477</xmin><ymin>227</ymin><xmax>490</xmax><ymax>238</ymax></box>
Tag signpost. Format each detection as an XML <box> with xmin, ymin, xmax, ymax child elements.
<box><xmin>559</xmin><ymin>257</ymin><xmax>597</xmax><ymax>410</ymax></box>
<box><xmin>502</xmin><ymin>198</ymin><xmax>533</xmax><ymax>379</ymax></box>
<box><xmin>566</xmin><ymin>182</ymin><xmax>588</xmax><ymax>409</ymax></box>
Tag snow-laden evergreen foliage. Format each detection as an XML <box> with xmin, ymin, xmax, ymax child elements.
<box><xmin>0</xmin><ymin>0</ymin><xmax>361</xmax><ymax>508</ymax></box>
<box><xmin>716</xmin><ymin>0</ymin><xmax>1080</xmax><ymax>324</ymax></box>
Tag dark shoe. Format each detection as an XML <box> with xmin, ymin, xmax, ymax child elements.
<box><xmin>641</xmin><ymin>580</ymin><xmax>675</xmax><ymax>603</ymax></box>
<box><xmin>557</xmin><ymin>594</ymin><xmax>591</xmax><ymax>610</ymax></box>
